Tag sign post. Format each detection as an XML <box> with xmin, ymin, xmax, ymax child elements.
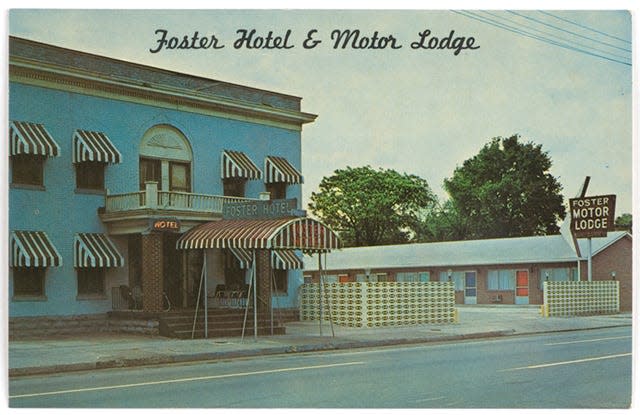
<box><xmin>569</xmin><ymin>194</ymin><xmax>616</xmax><ymax>281</ymax></box>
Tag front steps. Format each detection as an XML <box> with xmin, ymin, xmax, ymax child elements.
<box><xmin>158</xmin><ymin>308</ymin><xmax>286</xmax><ymax>339</ymax></box>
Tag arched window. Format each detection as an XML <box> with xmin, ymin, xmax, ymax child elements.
<box><xmin>139</xmin><ymin>125</ymin><xmax>193</xmax><ymax>192</ymax></box>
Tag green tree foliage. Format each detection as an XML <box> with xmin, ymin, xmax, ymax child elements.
<box><xmin>442</xmin><ymin>135</ymin><xmax>566</xmax><ymax>240</ymax></box>
<box><xmin>614</xmin><ymin>213</ymin><xmax>632</xmax><ymax>233</ymax></box>
<box><xmin>308</xmin><ymin>166</ymin><xmax>437</xmax><ymax>247</ymax></box>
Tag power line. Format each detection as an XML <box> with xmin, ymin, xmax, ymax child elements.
<box><xmin>453</xmin><ymin>10</ymin><xmax>631</xmax><ymax>66</ymax></box>
<box><xmin>508</xmin><ymin>10</ymin><xmax>631</xmax><ymax>53</ymax></box>
<box><xmin>538</xmin><ymin>10</ymin><xmax>631</xmax><ymax>45</ymax></box>
<box><xmin>483</xmin><ymin>10</ymin><xmax>632</xmax><ymax>62</ymax></box>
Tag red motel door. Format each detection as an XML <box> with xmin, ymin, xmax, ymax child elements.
<box><xmin>515</xmin><ymin>270</ymin><xmax>529</xmax><ymax>305</ymax></box>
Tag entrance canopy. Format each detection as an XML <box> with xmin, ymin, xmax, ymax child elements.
<box><xmin>176</xmin><ymin>216</ymin><xmax>340</xmax><ymax>252</ymax></box>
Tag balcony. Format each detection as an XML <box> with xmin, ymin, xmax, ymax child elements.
<box><xmin>100</xmin><ymin>181</ymin><xmax>259</xmax><ymax>234</ymax></box>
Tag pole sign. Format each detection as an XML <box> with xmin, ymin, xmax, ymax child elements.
<box><xmin>223</xmin><ymin>198</ymin><xmax>299</xmax><ymax>220</ymax></box>
<box><xmin>569</xmin><ymin>194</ymin><xmax>616</xmax><ymax>238</ymax></box>
<box><xmin>149</xmin><ymin>217</ymin><xmax>181</xmax><ymax>232</ymax></box>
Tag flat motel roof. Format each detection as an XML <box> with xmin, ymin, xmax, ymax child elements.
<box><xmin>303</xmin><ymin>231</ymin><xmax>629</xmax><ymax>271</ymax></box>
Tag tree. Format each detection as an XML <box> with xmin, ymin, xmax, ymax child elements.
<box><xmin>615</xmin><ymin>213</ymin><xmax>632</xmax><ymax>233</ymax></box>
<box><xmin>443</xmin><ymin>135</ymin><xmax>566</xmax><ymax>240</ymax></box>
<box><xmin>308</xmin><ymin>166</ymin><xmax>437</xmax><ymax>247</ymax></box>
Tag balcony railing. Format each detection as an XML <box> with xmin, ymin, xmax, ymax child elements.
<box><xmin>104</xmin><ymin>181</ymin><xmax>257</xmax><ymax>214</ymax></box>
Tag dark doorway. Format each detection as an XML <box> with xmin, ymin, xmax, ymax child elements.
<box><xmin>163</xmin><ymin>233</ymin><xmax>184</xmax><ymax>308</ymax></box>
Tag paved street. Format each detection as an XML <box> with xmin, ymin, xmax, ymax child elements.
<box><xmin>9</xmin><ymin>326</ymin><xmax>631</xmax><ymax>408</ymax></box>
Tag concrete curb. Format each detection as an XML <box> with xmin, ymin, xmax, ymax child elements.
<box><xmin>5</xmin><ymin>327</ymin><xmax>569</xmax><ymax>378</ymax></box>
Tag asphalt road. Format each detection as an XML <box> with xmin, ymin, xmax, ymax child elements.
<box><xmin>9</xmin><ymin>326</ymin><xmax>632</xmax><ymax>408</ymax></box>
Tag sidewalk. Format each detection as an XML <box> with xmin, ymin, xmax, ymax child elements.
<box><xmin>8</xmin><ymin>307</ymin><xmax>633</xmax><ymax>377</ymax></box>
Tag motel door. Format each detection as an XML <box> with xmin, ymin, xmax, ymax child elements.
<box><xmin>515</xmin><ymin>270</ymin><xmax>529</xmax><ymax>305</ymax></box>
<box><xmin>464</xmin><ymin>271</ymin><xmax>477</xmax><ymax>304</ymax></box>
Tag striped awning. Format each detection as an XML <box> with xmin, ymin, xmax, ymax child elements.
<box><xmin>272</xmin><ymin>250</ymin><xmax>303</xmax><ymax>270</ymax></box>
<box><xmin>221</xmin><ymin>150</ymin><xmax>262</xmax><ymax>180</ymax></box>
<box><xmin>74</xmin><ymin>233</ymin><xmax>124</xmax><ymax>268</ymax></box>
<box><xmin>10</xmin><ymin>231</ymin><xmax>62</xmax><ymax>267</ymax></box>
<box><xmin>228</xmin><ymin>247</ymin><xmax>253</xmax><ymax>269</ymax></box>
<box><xmin>264</xmin><ymin>156</ymin><xmax>303</xmax><ymax>184</ymax></box>
<box><xmin>177</xmin><ymin>217</ymin><xmax>340</xmax><ymax>252</ymax></box>
<box><xmin>72</xmin><ymin>129</ymin><xmax>122</xmax><ymax>164</ymax></box>
<box><xmin>9</xmin><ymin>121</ymin><xmax>60</xmax><ymax>157</ymax></box>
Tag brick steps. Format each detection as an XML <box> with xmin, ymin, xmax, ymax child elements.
<box><xmin>158</xmin><ymin>308</ymin><xmax>287</xmax><ymax>339</ymax></box>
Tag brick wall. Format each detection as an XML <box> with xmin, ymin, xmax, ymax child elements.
<box><xmin>141</xmin><ymin>233</ymin><xmax>164</xmax><ymax>312</ymax></box>
<box><xmin>582</xmin><ymin>235</ymin><xmax>632</xmax><ymax>311</ymax></box>
<box><xmin>256</xmin><ymin>249</ymin><xmax>271</xmax><ymax>314</ymax></box>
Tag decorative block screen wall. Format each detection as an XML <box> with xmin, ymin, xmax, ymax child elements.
<box><xmin>300</xmin><ymin>282</ymin><xmax>455</xmax><ymax>327</ymax></box>
<box><xmin>543</xmin><ymin>281</ymin><xmax>619</xmax><ymax>317</ymax></box>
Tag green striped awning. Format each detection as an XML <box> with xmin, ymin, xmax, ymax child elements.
<box><xmin>10</xmin><ymin>231</ymin><xmax>62</xmax><ymax>267</ymax></box>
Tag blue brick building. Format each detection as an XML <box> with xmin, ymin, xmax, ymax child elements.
<box><xmin>8</xmin><ymin>36</ymin><xmax>319</xmax><ymax>324</ymax></box>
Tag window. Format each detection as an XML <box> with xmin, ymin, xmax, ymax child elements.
<box><xmin>323</xmin><ymin>275</ymin><xmax>339</xmax><ymax>283</ymax></box>
<box><xmin>11</xmin><ymin>155</ymin><xmax>45</xmax><ymax>186</ymax></box>
<box><xmin>396</xmin><ymin>272</ymin><xmax>430</xmax><ymax>282</ymax></box>
<box><xmin>13</xmin><ymin>267</ymin><xmax>45</xmax><ymax>297</ymax></box>
<box><xmin>266</xmin><ymin>182</ymin><xmax>286</xmax><ymax>200</ymax></box>
<box><xmin>77</xmin><ymin>268</ymin><xmax>105</xmax><ymax>296</ymax></box>
<box><xmin>540</xmin><ymin>267</ymin><xmax>578</xmax><ymax>289</ymax></box>
<box><xmin>273</xmin><ymin>270</ymin><xmax>288</xmax><ymax>295</ymax></box>
<box><xmin>140</xmin><ymin>157</ymin><xmax>162</xmax><ymax>190</ymax></box>
<box><xmin>170</xmin><ymin>162</ymin><xmax>191</xmax><ymax>192</ymax></box>
<box><xmin>487</xmin><ymin>269</ymin><xmax>516</xmax><ymax>290</ymax></box>
<box><xmin>223</xmin><ymin>178</ymin><xmax>246</xmax><ymax>197</ymax></box>
<box><xmin>303</xmin><ymin>275</ymin><xmax>313</xmax><ymax>284</ymax></box>
<box><xmin>76</xmin><ymin>161</ymin><xmax>106</xmax><ymax>190</ymax></box>
<box><xmin>356</xmin><ymin>273</ymin><xmax>387</xmax><ymax>282</ymax></box>
<box><xmin>439</xmin><ymin>271</ymin><xmax>465</xmax><ymax>291</ymax></box>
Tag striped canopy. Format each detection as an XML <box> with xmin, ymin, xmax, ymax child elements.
<box><xmin>221</xmin><ymin>150</ymin><xmax>262</xmax><ymax>180</ymax></box>
<box><xmin>177</xmin><ymin>217</ymin><xmax>340</xmax><ymax>252</ymax></box>
<box><xmin>10</xmin><ymin>231</ymin><xmax>62</xmax><ymax>268</ymax></box>
<box><xmin>72</xmin><ymin>129</ymin><xmax>122</xmax><ymax>164</ymax></box>
<box><xmin>264</xmin><ymin>156</ymin><xmax>303</xmax><ymax>184</ymax></box>
<box><xmin>228</xmin><ymin>246</ymin><xmax>253</xmax><ymax>269</ymax></box>
<box><xmin>9</xmin><ymin>121</ymin><xmax>60</xmax><ymax>157</ymax></box>
<box><xmin>272</xmin><ymin>250</ymin><xmax>303</xmax><ymax>269</ymax></box>
<box><xmin>74</xmin><ymin>233</ymin><xmax>124</xmax><ymax>268</ymax></box>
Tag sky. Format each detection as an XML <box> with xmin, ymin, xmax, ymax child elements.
<box><xmin>4</xmin><ymin>1</ymin><xmax>636</xmax><ymax>221</ymax></box>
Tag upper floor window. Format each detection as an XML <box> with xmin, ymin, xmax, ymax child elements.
<box><xmin>221</xmin><ymin>150</ymin><xmax>262</xmax><ymax>197</ymax></box>
<box><xmin>9</xmin><ymin>121</ymin><xmax>61</xmax><ymax>188</ymax></box>
<box><xmin>264</xmin><ymin>156</ymin><xmax>302</xmax><ymax>200</ymax></box>
<box><xmin>139</xmin><ymin>125</ymin><xmax>193</xmax><ymax>192</ymax></box>
<box><xmin>266</xmin><ymin>182</ymin><xmax>287</xmax><ymax>200</ymax></box>
<box><xmin>223</xmin><ymin>178</ymin><xmax>247</xmax><ymax>197</ymax></box>
<box><xmin>76</xmin><ymin>161</ymin><xmax>106</xmax><ymax>190</ymax></box>
<box><xmin>73</xmin><ymin>129</ymin><xmax>122</xmax><ymax>192</ymax></box>
<box><xmin>12</xmin><ymin>154</ymin><xmax>45</xmax><ymax>186</ymax></box>
<box><xmin>140</xmin><ymin>157</ymin><xmax>162</xmax><ymax>190</ymax></box>
<box><xmin>170</xmin><ymin>162</ymin><xmax>191</xmax><ymax>193</ymax></box>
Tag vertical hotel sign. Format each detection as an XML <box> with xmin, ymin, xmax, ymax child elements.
<box><xmin>569</xmin><ymin>194</ymin><xmax>616</xmax><ymax>238</ymax></box>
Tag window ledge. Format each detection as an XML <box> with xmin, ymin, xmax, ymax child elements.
<box><xmin>12</xmin><ymin>295</ymin><xmax>47</xmax><ymax>302</ymax></box>
<box><xmin>10</xmin><ymin>183</ymin><xmax>46</xmax><ymax>191</ymax></box>
<box><xmin>75</xmin><ymin>188</ymin><xmax>106</xmax><ymax>195</ymax></box>
<box><xmin>76</xmin><ymin>294</ymin><xmax>108</xmax><ymax>301</ymax></box>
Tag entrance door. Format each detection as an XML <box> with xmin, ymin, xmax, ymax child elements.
<box><xmin>163</xmin><ymin>233</ymin><xmax>184</xmax><ymax>308</ymax></box>
<box><xmin>464</xmin><ymin>271</ymin><xmax>477</xmax><ymax>304</ymax></box>
<box><xmin>515</xmin><ymin>270</ymin><xmax>529</xmax><ymax>305</ymax></box>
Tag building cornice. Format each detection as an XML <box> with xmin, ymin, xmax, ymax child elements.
<box><xmin>10</xmin><ymin>57</ymin><xmax>317</xmax><ymax>131</ymax></box>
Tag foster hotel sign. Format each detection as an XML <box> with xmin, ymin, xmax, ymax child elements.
<box><xmin>569</xmin><ymin>194</ymin><xmax>616</xmax><ymax>238</ymax></box>
<box><xmin>223</xmin><ymin>198</ymin><xmax>299</xmax><ymax>220</ymax></box>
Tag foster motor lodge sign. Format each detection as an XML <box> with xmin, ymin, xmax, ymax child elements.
<box><xmin>569</xmin><ymin>194</ymin><xmax>616</xmax><ymax>238</ymax></box>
